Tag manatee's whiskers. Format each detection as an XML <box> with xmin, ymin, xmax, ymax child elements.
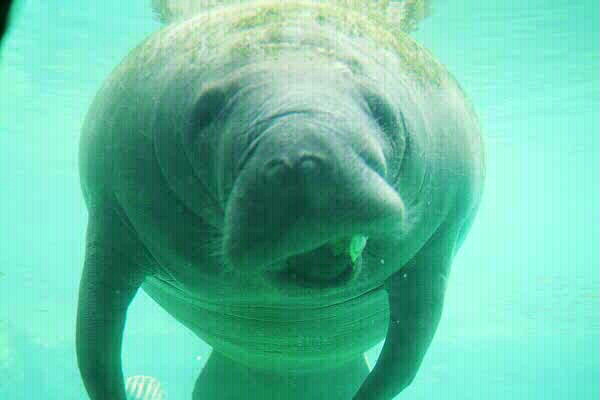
<box><xmin>199</xmin><ymin>228</ymin><xmax>227</xmax><ymax>261</ymax></box>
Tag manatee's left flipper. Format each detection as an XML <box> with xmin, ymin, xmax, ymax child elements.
<box><xmin>352</xmin><ymin>221</ymin><xmax>463</xmax><ymax>400</ymax></box>
<box><xmin>76</xmin><ymin>205</ymin><xmax>149</xmax><ymax>400</ymax></box>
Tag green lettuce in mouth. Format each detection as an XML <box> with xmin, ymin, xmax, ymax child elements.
<box><xmin>328</xmin><ymin>235</ymin><xmax>368</xmax><ymax>263</ymax></box>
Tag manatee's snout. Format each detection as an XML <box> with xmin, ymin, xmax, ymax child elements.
<box><xmin>223</xmin><ymin>114</ymin><xmax>405</xmax><ymax>278</ymax></box>
<box><xmin>259</xmin><ymin>151</ymin><xmax>330</xmax><ymax>212</ymax></box>
<box><xmin>262</xmin><ymin>153</ymin><xmax>324</xmax><ymax>191</ymax></box>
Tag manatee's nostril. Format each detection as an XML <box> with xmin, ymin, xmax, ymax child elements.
<box><xmin>296</xmin><ymin>154</ymin><xmax>324</xmax><ymax>176</ymax></box>
<box><xmin>263</xmin><ymin>158</ymin><xmax>292</xmax><ymax>185</ymax></box>
<box><xmin>264</xmin><ymin>154</ymin><xmax>324</xmax><ymax>186</ymax></box>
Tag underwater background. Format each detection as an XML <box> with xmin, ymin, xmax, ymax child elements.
<box><xmin>0</xmin><ymin>0</ymin><xmax>598</xmax><ymax>399</ymax></box>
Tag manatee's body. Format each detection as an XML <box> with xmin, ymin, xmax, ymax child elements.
<box><xmin>76</xmin><ymin>2</ymin><xmax>485</xmax><ymax>399</ymax></box>
<box><xmin>0</xmin><ymin>0</ymin><xmax>15</xmax><ymax>46</ymax></box>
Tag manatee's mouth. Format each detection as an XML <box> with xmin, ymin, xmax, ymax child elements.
<box><xmin>275</xmin><ymin>235</ymin><xmax>368</xmax><ymax>288</ymax></box>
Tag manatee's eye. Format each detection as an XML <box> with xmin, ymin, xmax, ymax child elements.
<box><xmin>185</xmin><ymin>77</ymin><xmax>242</xmax><ymax>147</ymax></box>
<box><xmin>359</xmin><ymin>86</ymin><xmax>406</xmax><ymax>183</ymax></box>
<box><xmin>360</xmin><ymin>89</ymin><xmax>400</xmax><ymax>141</ymax></box>
<box><xmin>184</xmin><ymin>86</ymin><xmax>227</xmax><ymax>151</ymax></box>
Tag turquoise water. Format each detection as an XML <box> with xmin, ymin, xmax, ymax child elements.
<box><xmin>0</xmin><ymin>1</ymin><xmax>598</xmax><ymax>399</ymax></box>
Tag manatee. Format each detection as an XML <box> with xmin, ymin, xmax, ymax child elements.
<box><xmin>76</xmin><ymin>1</ymin><xmax>485</xmax><ymax>399</ymax></box>
<box><xmin>0</xmin><ymin>0</ymin><xmax>15</xmax><ymax>46</ymax></box>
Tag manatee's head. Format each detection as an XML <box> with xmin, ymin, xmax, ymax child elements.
<box><xmin>185</xmin><ymin>64</ymin><xmax>408</xmax><ymax>288</ymax></box>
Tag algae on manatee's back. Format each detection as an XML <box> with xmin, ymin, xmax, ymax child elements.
<box><xmin>152</xmin><ymin>0</ymin><xmax>431</xmax><ymax>32</ymax></box>
<box><xmin>146</xmin><ymin>0</ymin><xmax>443</xmax><ymax>85</ymax></box>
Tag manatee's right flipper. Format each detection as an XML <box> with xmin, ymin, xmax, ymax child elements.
<box><xmin>352</xmin><ymin>218</ymin><xmax>465</xmax><ymax>400</ymax></box>
<box><xmin>76</xmin><ymin>205</ymin><xmax>148</xmax><ymax>400</ymax></box>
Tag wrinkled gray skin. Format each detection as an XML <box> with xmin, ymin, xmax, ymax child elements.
<box><xmin>77</xmin><ymin>6</ymin><xmax>485</xmax><ymax>400</ymax></box>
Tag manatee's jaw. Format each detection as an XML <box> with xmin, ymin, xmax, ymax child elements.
<box><xmin>276</xmin><ymin>235</ymin><xmax>369</xmax><ymax>288</ymax></box>
<box><xmin>223</xmin><ymin>231</ymin><xmax>368</xmax><ymax>288</ymax></box>
<box><xmin>222</xmin><ymin>213</ymin><xmax>369</xmax><ymax>276</ymax></box>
